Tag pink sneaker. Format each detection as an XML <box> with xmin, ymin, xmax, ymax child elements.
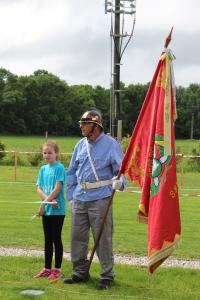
<box><xmin>48</xmin><ymin>268</ymin><xmax>62</xmax><ymax>280</ymax></box>
<box><xmin>34</xmin><ymin>268</ymin><xmax>51</xmax><ymax>279</ymax></box>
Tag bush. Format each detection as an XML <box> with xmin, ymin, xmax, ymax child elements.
<box><xmin>0</xmin><ymin>151</ymin><xmax>28</xmax><ymax>166</ymax></box>
<box><xmin>59</xmin><ymin>153</ymin><xmax>71</xmax><ymax>168</ymax></box>
<box><xmin>121</xmin><ymin>135</ymin><xmax>130</xmax><ymax>152</ymax></box>
<box><xmin>0</xmin><ymin>141</ymin><xmax>6</xmax><ymax>161</ymax></box>
<box><xmin>27</xmin><ymin>152</ymin><xmax>43</xmax><ymax>166</ymax></box>
<box><xmin>188</xmin><ymin>148</ymin><xmax>200</xmax><ymax>172</ymax></box>
<box><xmin>175</xmin><ymin>146</ymin><xmax>183</xmax><ymax>172</ymax></box>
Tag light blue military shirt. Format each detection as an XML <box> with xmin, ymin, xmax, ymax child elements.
<box><xmin>67</xmin><ymin>132</ymin><xmax>125</xmax><ymax>202</ymax></box>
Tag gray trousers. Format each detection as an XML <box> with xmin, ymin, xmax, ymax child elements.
<box><xmin>71</xmin><ymin>197</ymin><xmax>114</xmax><ymax>280</ymax></box>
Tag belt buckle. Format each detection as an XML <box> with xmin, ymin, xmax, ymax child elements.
<box><xmin>81</xmin><ymin>182</ymin><xmax>87</xmax><ymax>189</ymax></box>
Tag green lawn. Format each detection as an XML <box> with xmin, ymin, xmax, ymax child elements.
<box><xmin>1</xmin><ymin>137</ymin><xmax>200</xmax><ymax>299</ymax></box>
<box><xmin>0</xmin><ymin>166</ymin><xmax>38</xmax><ymax>182</ymax></box>
<box><xmin>1</xmin><ymin>135</ymin><xmax>200</xmax><ymax>154</ymax></box>
<box><xmin>1</xmin><ymin>136</ymin><xmax>200</xmax><ymax>174</ymax></box>
<box><xmin>175</xmin><ymin>139</ymin><xmax>200</xmax><ymax>154</ymax></box>
<box><xmin>0</xmin><ymin>135</ymin><xmax>80</xmax><ymax>153</ymax></box>
<box><xmin>0</xmin><ymin>176</ymin><xmax>200</xmax><ymax>258</ymax></box>
<box><xmin>1</xmin><ymin>256</ymin><xmax>200</xmax><ymax>300</ymax></box>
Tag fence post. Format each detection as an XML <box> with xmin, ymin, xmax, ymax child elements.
<box><xmin>180</xmin><ymin>153</ymin><xmax>184</xmax><ymax>187</ymax></box>
<box><xmin>14</xmin><ymin>151</ymin><xmax>18</xmax><ymax>182</ymax></box>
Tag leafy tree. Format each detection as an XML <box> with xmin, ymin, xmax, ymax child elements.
<box><xmin>93</xmin><ymin>85</ymin><xmax>110</xmax><ymax>132</ymax></box>
<box><xmin>0</xmin><ymin>68</ymin><xmax>27</xmax><ymax>133</ymax></box>
<box><xmin>22</xmin><ymin>70</ymin><xmax>72</xmax><ymax>135</ymax></box>
<box><xmin>0</xmin><ymin>67</ymin><xmax>200</xmax><ymax>139</ymax></box>
<box><xmin>175</xmin><ymin>84</ymin><xmax>200</xmax><ymax>139</ymax></box>
<box><xmin>67</xmin><ymin>85</ymin><xmax>96</xmax><ymax>135</ymax></box>
<box><xmin>121</xmin><ymin>83</ymin><xmax>149</xmax><ymax>135</ymax></box>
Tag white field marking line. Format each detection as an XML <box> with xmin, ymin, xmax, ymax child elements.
<box><xmin>129</xmin><ymin>189</ymin><xmax>200</xmax><ymax>191</ymax></box>
<box><xmin>0</xmin><ymin>150</ymin><xmax>72</xmax><ymax>155</ymax></box>
<box><xmin>124</xmin><ymin>190</ymin><xmax>200</xmax><ymax>196</ymax></box>
<box><xmin>0</xmin><ymin>181</ymin><xmax>35</xmax><ymax>185</ymax></box>
<box><xmin>0</xmin><ymin>201</ymin><xmax>57</xmax><ymax>204</ymax></box>
<box><xmin>1</xmin><ymin>181</ymin><xmax>200</xmax><ymax>198</ymax></box>
<box><xmin>125</xmin><ymin>188</ymin><xmax>200</xmax><ymax>191</ymax></box>
<box><xmin>124</xmin><ymin>190</ymin><xmax>141</xmax><ymax>194</ymax></box>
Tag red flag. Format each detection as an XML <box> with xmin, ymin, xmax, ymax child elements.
<box><xmin>120</xmin><ymin>49</ymin><xmax>181</xmax><ymax>273</ymax></box>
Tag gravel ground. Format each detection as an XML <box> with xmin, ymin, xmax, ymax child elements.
<box><xmin>1</xmin><ymin>246</ymin><xmax>200</xmax><ymax>269</ymax></box>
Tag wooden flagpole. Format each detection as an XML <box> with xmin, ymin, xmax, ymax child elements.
<box><xmin>86</xmin><ymin>172</ymin><xmax>121</xmax><ymax>274</ymax></box>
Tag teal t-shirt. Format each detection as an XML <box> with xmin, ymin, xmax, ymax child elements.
<box><xmin>36</xmin><ymin>161</ymin><xmax>66</xmax><ymax>216</ymax></box>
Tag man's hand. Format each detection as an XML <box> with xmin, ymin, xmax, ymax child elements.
<box><xmin>112</xmin><ymin>176</ymin><xmax>123</xmax><ymax>190</ymax></box>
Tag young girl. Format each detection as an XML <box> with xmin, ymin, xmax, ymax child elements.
<box><xmin>34</xmin><ymin>140</ymin><xmax>66</xmax><ymax>280</ymax></box>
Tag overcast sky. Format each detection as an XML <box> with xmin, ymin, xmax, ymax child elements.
<box><xmin>0</xmin><ymin>0</ymin><xmax>199</xmax><ymax>88</ymax></box>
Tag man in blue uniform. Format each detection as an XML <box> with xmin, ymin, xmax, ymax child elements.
<box><xmin>63</xmin><ymin>109</ymin><xmax>125</xmax><ymax>290</ymax></box>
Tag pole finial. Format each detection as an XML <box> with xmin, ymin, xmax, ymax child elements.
<box><xmin>164</xmin><ymin>27</ymin><xmax>173</xmax><ymax>48</ymax></box>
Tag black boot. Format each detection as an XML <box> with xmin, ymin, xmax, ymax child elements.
<box><xmin>96</xmin><ymin>279</ymin><xmax>112</xmax><ymax>290</ymax></box>
<box><xmin>63</xmin><ymin>274</ymin><xmax>90</xmax><ymax>284</ymax></box>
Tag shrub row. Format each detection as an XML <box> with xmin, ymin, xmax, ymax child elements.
<box><xmin>1</xmin><ymin>139</ymin><xmax>200</xmax><ymax>172</ymax></box>
<box><xmin>0</xmin><ymin>148</ymin><xmax>71</xmax><ymax>168</ymax></box>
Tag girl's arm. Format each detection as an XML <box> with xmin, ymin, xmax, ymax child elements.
<box><xmin>37</xmin><ymin>182</ymin><xmax>62</xmax><ymax>202</ymax></box>
<box><xmin>37</xmin><ymin>187</ymin><xmax>47</xmax><ymax>200</ymax></box>
<box><xmin>37</xmin><ymin>182</ymin><xmax>62</xmax><ymax>214</ymax></box>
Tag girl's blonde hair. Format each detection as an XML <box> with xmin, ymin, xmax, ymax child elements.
<box><xmin>42</xmin><ymin>140</ymin><xmax>60</xmax><ymax>160</ymax></box>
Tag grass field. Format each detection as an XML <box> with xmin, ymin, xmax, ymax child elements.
<box><xmin>175</xmin><ymin>139</ymin><xmax>200</xmax><ymax>154</ymax></box>
<box><xmin>0</xmin><ymin>135</ymin><xmax>80</xmax><ymax>153</ymax></box>
<box><xmin>1</xmin><ymin>136</ymin><xmax>200</xmax><ymax>299</ymax></box>
<box><xmin>0</xmin><ymin>175</ymin><xmax>200</xmax><ymax>258</ymax></box>
<box><xmin>1</xmin><ymin>256</ymin><xmax>200</xmax><ymax>300</ymax></box>
<box><xmin>1</xmin><ymin>135</ymin><xmax>200</xmax><ymax>154</ymax></box>
<box><xmin>1</xmin><ymin>135</ymin><xmax>200</xmax><ymax>177</ymax></box>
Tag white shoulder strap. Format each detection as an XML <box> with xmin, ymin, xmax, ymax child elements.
<box><xmin>85</xmin><ymin>139</ymin><xmax>99</xmax><ymax>181</ymax></box>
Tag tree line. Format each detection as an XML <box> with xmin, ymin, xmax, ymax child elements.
<box><xmin>0</xmin><ymin>67</ymin><xmax>200</xmax><ymax>138</ymax></box>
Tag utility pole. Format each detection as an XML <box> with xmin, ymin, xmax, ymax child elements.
<box><xmin>105</xmin><ymin>0</ymin><xmax>136</xmax><ymax>140</ymax></box>
<box><xmin>190</xmin><ymin>111</ymin><xmax>194</xmax><ymax>140</ymax></box>
<box><xmin>187</xmin><ymin>104</ymin><xmax>199</xmax><ymax>139</ymax></box>
<box><xmin>112</xmin><ymin>0</ymin><xmax>121</xmax><ymax>139</ymax></box>
<box><xmin>189</xmin><ymin>105</ymin><xmax>199</xmax><ymax>139</ymax></box>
